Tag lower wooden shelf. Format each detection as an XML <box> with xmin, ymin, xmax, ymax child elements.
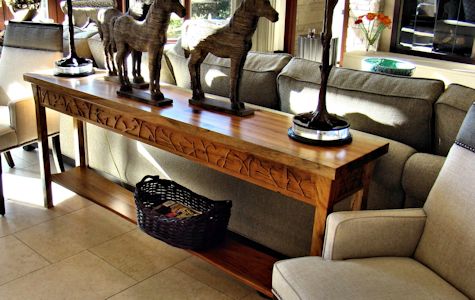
<box><xmin>52</xmin><ymin>166</ymin><xmax>278</xmax><ymax>297</ymax></box>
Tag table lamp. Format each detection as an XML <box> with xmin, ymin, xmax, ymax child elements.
<box><xmin>288</xmin><ymin>0</ymin><xmax>351</xmax><ymax>145</ymax></box>
<box><xmin>54</xmin><ymin>0</ymin><xmax>94</xmax><ymax>77</ymax></box>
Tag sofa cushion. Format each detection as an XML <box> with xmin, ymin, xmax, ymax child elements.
<box><xmin>366</xmin><ymin>137</ymin><xmax>416</xmax><ymax>209</ymax></box>
<box><xmin>278</xmin><ymin>58</ymin><xmax>445</xmax><ymax>152</ymax></box>
<box><xmin>87</xmin><ymin>32</ymin><xmax>104</xmax><ymax>69</ymax></box>
<box><xmin>434</xmin><ymin>84</ymin><xmax>475</xmax><ymax>156</ymax></box>
<box><xmin>273</xmin><ymin>257</ymin><xmax>468</xmax><ymax>300</ymax></box>
<box><xmin>166</xmin><ymin>39</ymin><xmax>292</xmax><ymax>109</ymax></box>
<box><xmin>61</xmin><ymin>0</ymin><xmax>114</xmax><ymax>27</ymax></box>
<box><xmin>63</xmin><ymin>26</ymin><xmax>97</xmax><ymax>60</ymax></box>
<box><xmin>402</xmin><ymin>153</ymin><xmax>445</xmax><ymax>208</ymax></box>
<box><xmin>415</xmin><ymin>104</ymin><xmax>475</xmax><ymax>299</ymax></box>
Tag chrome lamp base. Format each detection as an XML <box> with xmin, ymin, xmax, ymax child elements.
<box><xmin>288</xmin><ymin>112</ymin><xmax>352</xmax><ymax>146</ymax></box>
<box><xmin>54</xmin><ymin>56</ymin><xmax>94</xmax><ymax>77</ymax></box>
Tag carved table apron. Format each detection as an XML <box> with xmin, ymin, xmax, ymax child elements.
<box><xmin>25</xmin><ymin>72</ymin><xmax>389</xmax><ymax>296</ymax></box>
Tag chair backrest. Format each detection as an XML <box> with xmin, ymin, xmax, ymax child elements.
<box><xmin>415</xmin><ymin>102</ymin><xmax>475</xmax><ymax>298</ymax></box>
<box><xmin>0</xmin><ymin>22</ymin><xmax>63</xmax><ymax>106</ymax></box>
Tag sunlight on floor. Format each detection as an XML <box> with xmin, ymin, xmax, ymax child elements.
<box><xmin>3</xmin><ymin>173</ymin><xmax>76</xmax><ymax>207</ymax></box>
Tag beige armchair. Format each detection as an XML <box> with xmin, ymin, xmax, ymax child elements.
<box><xmin>272</xmin><ymin>103</ymin><xmax>475</xmax><ymax>299</ymax></box>
<box><xmin>0</xmin><ymin>22</ymin><xmax>65</xmax><ymax>215</ymax></box>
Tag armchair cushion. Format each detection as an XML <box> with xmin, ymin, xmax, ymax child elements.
<box><xmin>273</xmin><ymin>257</ymin><xmax>468</xmax><ymax>300</ymax></box>
<box><xmin>322</xmin><ymin>209</ymin><xmax>426</xmax><ymax>260</ymax></box>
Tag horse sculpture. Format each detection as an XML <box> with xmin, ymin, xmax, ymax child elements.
<box><xmin>97</xmin><ymin>0</ymin><xmax>150</xmax><ymax>77</ymax></box>
<box><xmin>113</xmin><ymin>0</ymin><xmax>185</xmax><ymax>101</ymax></box>
<box><xmin>186</xmin><ymin>0</ymin><xmax>278</xmax><ymax>113</ymax></box>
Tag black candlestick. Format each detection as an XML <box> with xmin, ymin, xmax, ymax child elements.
<box><xmin>54</xmin><ymin>0</ymin><xmax>94</xmax><ymax>77</ymax></box>
<box><xmin>288</xmin><ymin>0</ymin><xmax>351</xmax><ymax>146</ymax></box>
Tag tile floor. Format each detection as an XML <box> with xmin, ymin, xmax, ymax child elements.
<box><xmin>0</xmin><ymin>147</ymin><xmax>266</xmax><ymax>300</ymax></box>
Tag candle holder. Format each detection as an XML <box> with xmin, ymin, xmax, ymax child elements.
<box><xmin>54</xmin><ymin>0</ymin><xmax>94</xmax><ymax>77</ymax></box>
<box><xmin>288</xmin><ymin>0</ymin><xmax>351</xmax><ymax>146</ymax></box>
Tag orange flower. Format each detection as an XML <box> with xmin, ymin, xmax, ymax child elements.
<box><xmin>366</xmin><ymin>13</ymin><xmax>376</xmax><ymax>20</ymax></box>
<box><xmin>354</xmin><ymin>12</ymin><xmax>392</xmax><ymax>51</ymax></box>
<box><xmin>381</xmin><ymin>16</ymin><xmax>392</xmax><ymax>26</ymax></box>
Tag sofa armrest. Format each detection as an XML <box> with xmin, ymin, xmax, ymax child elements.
<box><xmin>8</xmin><ymin>98</ymin><xmax>60</xmax><ymax>145</ymax></box>
<box><xmin>322</xmin><ymin>209</ymin><xmax>426</xmax><ymax>260</ymax></box>
<box><xmin>402</xmin><ymin>153</ymin><xmax>445</xmax><ymax>208</ymax></box>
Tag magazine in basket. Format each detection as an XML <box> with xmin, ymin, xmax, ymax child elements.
<box><xmin>152</xmin><ymin>200</ymin><xmax>202</xmax><ymax>219</ymax></box>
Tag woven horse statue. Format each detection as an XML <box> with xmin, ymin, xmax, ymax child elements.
<box><xmin>187</xmin><ymin>0</ymin><xmax>278</xmax><ymax>111</ymax></box>
<box><xmin>98</xmin><ymin>0</ymin><xmax>151</xmax><ymax>77</ymax></box>
<box><xmin>113</xmin><ymin>0</ymin><xmax>185</xmax><ymax>100</ymax></box>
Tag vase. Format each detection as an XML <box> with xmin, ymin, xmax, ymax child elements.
<box><xmin>365</xmin><ymin>40</ymin><xmax>377</xmax><ymax>52</ymax></box>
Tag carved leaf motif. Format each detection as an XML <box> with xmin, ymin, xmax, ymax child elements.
<box><xmin>38</xmin><ymin>88</ymin><xmax>315</xmax><ymax>203</ymax></box>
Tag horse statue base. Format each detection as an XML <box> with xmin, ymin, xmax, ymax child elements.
<box><xmin>189</xmin><ymin>97</ymin><xmax>254</xmax><ymax>117</ymax></box>
<box><xmin>104</xmin><ymin>75</ymin><xmax>150</xmax><ymax>89</ymax></box>
<box><xmin>117</xmin><ymin>89</ymin><xmax>173</xmax><ymax>107</ymax></box>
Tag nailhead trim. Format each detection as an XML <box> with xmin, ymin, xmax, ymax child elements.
<box><xmin>455</xmin><ymin>141</ymin><xmax>475</xmax><ymax>153</ymax></box>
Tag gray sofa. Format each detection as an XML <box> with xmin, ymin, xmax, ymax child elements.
<box><xmin>59</xmin><ymin>39</ymin><xmax>474</xmax><ymax>257</ymax></box>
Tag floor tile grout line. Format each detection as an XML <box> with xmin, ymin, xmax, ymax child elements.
<box><xmin>11</xmin><ymin>233</ymin><xmax>55</xmax><ymax>263</ymax></box>
<box><xmin>172</xmin><ymin>266</ymin><xmax>234</xmax><ymax>299</ymax></box>
<box><xmin>102</xmin><ymin>266</ymin><xmax>173</xmax><ymax>299</ymax></box>
<box><xmin>9</xmin><ymin>202</ymin><xmax>97</xmax><ymax>239</ymax></box>
<box><xmin>0</xmin><ymin>235</ymin><xmax>52</xmax><ymax>288</ymax></box>
<box><xmin>12</xmin><ymin>231</ymin><xmax>56</xmax><ymax>265</ymax></box>
<box><xmin>174</xmin><ymin>257</ymin><xmax>252</xmax><ymax>300</ymax></box>
<box><xmin>85</xmin><ymin>249</ymin><xmax>138</xmax><ymax>285</ymax></box>
<box><xmin>11</xmin><ymin>204</ymin><xmax>134</xmax><ymax>266</ymax></box>
<box><xmin>101</xmin><ymin>263</ymin><xmax>207</xmax><ymax>300</ymax></box>
<box><xmin>0</xmin><ymin>238</ymin><xmax>73</xmax><ymax>288</ymax></box>
<box><xmin>87</xmin><ymin>227</ymin><xmax>137</xmax><ymax>257</ymax></box>
<box><xmin>87</xmin><ymin>229</ymin><xmax>190</xmax><ymax>281</ymax></box>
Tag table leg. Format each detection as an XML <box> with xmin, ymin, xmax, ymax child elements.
<box><xmin>350</xmin><ymin>161</ymin><xmax>375</xmax><ymax>211</ymax></box>
<box><xmin>34</xmin><ymin>85</ymin><xmax>53</xmax><ymax>208</ymax></box>
<box><xmin>73</xmin><ymin>119</ymin><xmax>87</xmax><ymax>167</ymax></box>
<box><xmin>310</xmin><ymin>176</ymin><xmax>337</xmax><ymax>256</ymax></box>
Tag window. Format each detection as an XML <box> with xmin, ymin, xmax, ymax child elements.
<box><xmin>191</xmin><ymin>0</ymin><xmax>231</xmax><ymax>19</ymax></box>
<box><xmin>129</xmin><ymin>0</ymin><xmax>285</xmax><ymax>52</ymax></box>
<box><xmin>167</xmin><ymin>0</ymin><xmax>232</xmax><ymax>40</ymax></box>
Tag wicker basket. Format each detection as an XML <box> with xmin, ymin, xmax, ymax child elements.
<box><xmin>134</xmin><ymin>175</ymin><xmax>232</xmax><ymax>250</ymax></box>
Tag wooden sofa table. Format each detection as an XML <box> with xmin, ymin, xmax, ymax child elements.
<box><xmin>25</xmin><ymin>72</ymin><xmax>389</xmax><ymax>297</ymax></box>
